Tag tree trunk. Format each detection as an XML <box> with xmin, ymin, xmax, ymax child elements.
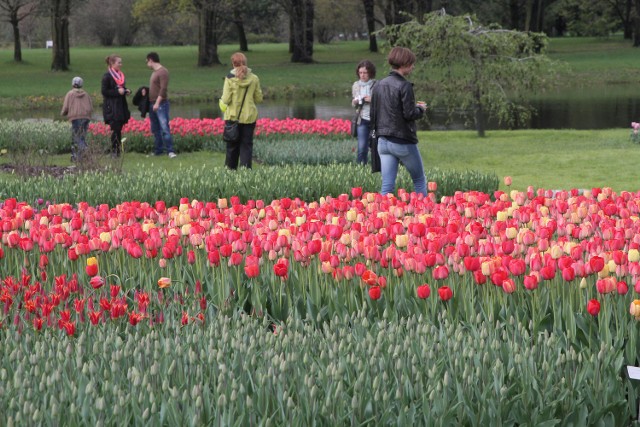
<box><xmin>524</xmin><ymin>0</ymin><xmax>533</xmax><ymax>31</ymax></box>
<box><xmin>10</xmin><ymin>13</ymin><xmax>22</xmax><ymax>62</ymax></box>
<box><xmin>634</xmin><ymin>0</ymin><xmax>640</xmax><ymax>46</ymax></box>
<box><xmin>362</xmin><ymin>0</ymin><xmax>377</xmax><ymax>52</ymax></box>
<box><xmin>304</xmin><ymin>0</ymin><xmax>314</xmax><ymax>58</ymax></box>
<box><xmin>50</xmin><ymin>0</ymin><xmax>70</xmax><ymax>71</ymax></box>
<box><xmin>509</xmin><ymin>0</ymin><xmax>521</xmax><ymax>30</ymax></box>
<box><xmin>235</xmin><ymin>21</ymin><xmax>248</xmax><ymax>52</ymax></box>
<box><xmin>232</xmin><ymin>7</ymin><xmax>248</xmax><ymax>52</ymax></box>
<box><xmin>197</xmin><ymin>7</ymin><xmax>221</xmax><ymax>66</ymax></box>
<box><xmin>474</xmin><ymin>97</ymin><xmax>486</xmax><ymax>138</ymax></box>
<box><xmin>290</xmin><ymin>0</ymin><xmax>313</xmax><ymax>63</ymax></box>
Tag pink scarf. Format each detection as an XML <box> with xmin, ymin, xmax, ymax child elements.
<box><xmin>108</xmin><ymin>67</ymin><xmax>125</xmax><ymax>88</ymax></box>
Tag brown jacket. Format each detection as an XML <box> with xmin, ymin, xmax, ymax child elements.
<box><xmin>61</xmin><ymin>89</ymin><xmax>93</xmax><ymax>121</ymax></box>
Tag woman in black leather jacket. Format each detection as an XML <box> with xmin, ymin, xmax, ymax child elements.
<box><xmin>370</xmin><ymin>47</ymin><xmax>427</xmax><ymax>196</ymax></box>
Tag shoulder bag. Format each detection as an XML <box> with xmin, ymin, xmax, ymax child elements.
<box><xmin>350</xmin><ymin>104</ymin><xmax>362</xmax><ymax>138</ymax></box>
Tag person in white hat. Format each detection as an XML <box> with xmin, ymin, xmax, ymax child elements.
<box><xmin>61</xmin><ymin>76</ymin><xmax>93</xmax><ymax>162</ymax></box>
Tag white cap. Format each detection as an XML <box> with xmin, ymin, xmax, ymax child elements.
<box><xmin>72</xmin><ymin>76</ymin><xmax>83</xmax><ymax>88</ymax></box>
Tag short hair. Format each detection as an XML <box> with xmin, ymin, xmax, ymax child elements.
<box><xmin>147</xmin><ymin>52</ymin><xmax>160</xmax><ymax>63</ymax></box>
<box><xmin>355</xmin><ymin>60</ymin><xmax>376</xmax><ymax>79</ymax></box>
<box><xmin>387</xmin><ymin>47</ymin><xmax>416</xmax><ymax>70</ymax></box>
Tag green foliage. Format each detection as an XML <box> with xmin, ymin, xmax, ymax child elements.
<box><xmin>0</xmin><ymin>162</ymin><xmax>498</xmax><ymax>206</ymax></box>
<box><xmin>384</xmin><ymin>10</ymin><xmax>559</xmax><ymax>136</ymax></box>
<box><xmin>0</xmin><ymin>309</ymin><xmax>633</xmax><ymax>425</ymax></box>
<box><xmin>252</xmin><ymin>135</ymin><xmax>355</xmax><ymax>165</ymax></box>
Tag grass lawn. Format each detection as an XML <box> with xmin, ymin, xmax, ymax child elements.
<box><xmin>421</xmin><ymin>128</ymin><xmax>639</xmax><ymax>192</ymax></box>
<box><xmin>6</xmin><ymin>128</ymin><xmax>637</xmax><ymax>194</ymax></box>
<box><xmin>1</xmin><ymin>35</ymin><xmax>639</xmax><ymax>105</ymax></box>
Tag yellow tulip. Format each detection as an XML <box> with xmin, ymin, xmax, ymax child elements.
<box><xmin>87</xmin><ymin>257</ymin><xmax>98</xmax><ymax>266</ymax></box>
<box><xmin>630</xmin><ymin>300</ymin><xmax>640</xmax><ymax>318</ymax></box>
<box><xmin>629</xmin><ymin>249</ymin><xmax>640</xmax><ymax>263</ymax></box>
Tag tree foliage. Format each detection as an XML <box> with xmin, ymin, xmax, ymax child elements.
<box><xmin>385</xmin><ymin>10</ymin><xmax>558</xmax><ymax>136</ymax></box>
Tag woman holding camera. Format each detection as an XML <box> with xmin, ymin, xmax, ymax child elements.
<box><xmin>351</xmin><ymin>60</ymin><xmax>376</xmax><ymax>165</ymax></box>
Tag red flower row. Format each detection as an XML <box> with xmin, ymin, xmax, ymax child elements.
<box><xmin>88</xmin><ymin>117</ymin><xmax>351</xmax><ymax>138</ymax></box>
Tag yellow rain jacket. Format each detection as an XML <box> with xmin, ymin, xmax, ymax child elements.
<box><xmin>220</xmin><ymin>68</ymin><xmax>263</xmax><ymax>124</ymax></box>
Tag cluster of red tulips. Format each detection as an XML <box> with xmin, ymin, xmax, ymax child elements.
<box><xmin>3</xmin><ymin>182</ymin><xmax>640</xmax><ymax>335</ymax></box>
<box><xmin>88</xmin><ymin>117</ymin><xmax>351</xmax><ymax>139</ymax></box>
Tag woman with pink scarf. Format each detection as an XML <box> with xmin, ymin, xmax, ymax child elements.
<box><xmin>101</xmin><ymin>54</ymin><xmax>131</xmax><ymax>157</ymax></box>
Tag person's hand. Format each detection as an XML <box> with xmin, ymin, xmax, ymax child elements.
<box><xmin>416</xmin><ymin>101</ymin><xmax>427</xmax><ymax>111</ymax></box>
<box><xmin>153</xmin><ymin>103</ymin><xmax>160</xmax><ymax>112</ymax></box>
<box><xmin>125</xmin><ymin>89</ymin><xmax>131</xmax><ymax>96</ymax></box>
<box><xmin>118</xmin><ymin>87</ymin><xmax>125</xmax><ymax>95</ymax></box>
<box><xmin>363</xmin><ymin>95</ymin><xmax>371</xmax><ymax>103</ymax></box>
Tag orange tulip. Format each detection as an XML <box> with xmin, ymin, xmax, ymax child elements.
<box><xmin>158</xmin><ymin>277</ymin><xmax>171</xmax><ymax>289</ymax></box>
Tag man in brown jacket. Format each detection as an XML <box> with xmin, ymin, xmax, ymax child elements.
<box><xmin>61</xmin><ymin>76</ymin><xmax>93</xmax><ymax>162</ymax></box>
<box><xmin>146</xmin><ymin>52</ymin><xmax>176</xmax><ymax>158</ymax></box>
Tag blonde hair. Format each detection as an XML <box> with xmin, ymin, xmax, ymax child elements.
<box><xmin>105</xmin><ymin>54</ymin><xmax>121</xmax><ymax>67</ymax></box>
<box><xmin>231</xmin><ymin>52</ymin><xmax>248</xmax><ymax>80</ymax></box>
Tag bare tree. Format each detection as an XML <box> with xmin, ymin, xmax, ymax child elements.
<box><xmin>0</xmin><ymin>0</ymin><xmax>39</xmax><ymax>61</ymax></box>
<box><xmin>76</xmin><ymin>0</ymin><xmax>138</xmax><ymax>46</ymax></box>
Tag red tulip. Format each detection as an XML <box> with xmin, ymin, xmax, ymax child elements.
<box><xmin>589</xmin><ymin>256</ymin><xmax>605</xmax><ymax>273</ymax></box>
<box><xmin>244</xmin><ymin>263</ymin><xmax>259</xmax><ymax>278</ymax></box>
<box><xmin>523</xmin><ymin>274</ymin><xmax>539</xmax><ymax>290</ymax></box>
<box><xmin>617</xmin><ymin>280</ymin><xmax>629</xmax><ymax>295</ymax></box>
<box><xmin>274</xmin><ymin>259</ymin><xmax>289</xmax><ymax>279</ymax></box>
<box><xmin>416</xmin><ymin>284</ymin><xmax>430</xmax><ymax>299</ymax></box>
<box><xmin>586</xmin><ymin>299</ymin><xmax>600</xmax><ymax>317</ymax></box>
<box><xmin>89</xmin><ymin>276</ymin><xmax>105</xmax><ymax>290</ymax></box>
<box><xmin>437</xmin><ymin>286</ymin><xmax>453</xmax><ymax>301</ymax></box>
<box><xmin>561</xmin><ymin>267</ymin><xmax>575</xmax><ymax>282</ymax></box>
<box><xmin>368</xmin><ymin>286</ymin><xmax>381</xmax><ymax>300</ymax></box>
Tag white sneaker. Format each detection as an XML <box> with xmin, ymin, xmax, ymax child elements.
<box><xmin>168</xmin><ymin>152</ymin><xmax>177</xmax><ymax>158</ymax></box>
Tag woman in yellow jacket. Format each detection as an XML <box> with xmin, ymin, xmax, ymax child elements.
<box><xmin>220</xmin><ymin>52</ymin><xmax>263</xmax><ymax>169</ymax></box>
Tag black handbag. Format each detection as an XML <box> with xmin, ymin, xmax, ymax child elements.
<box><xmin>351</xmin><ymin>106</ymin><xmax>361</xmax><ymax>138</ymax></box>
<box><xmin>223</xmin><ymin>88</ymin><xmax>249</xmax><ymax>143</ymax></box>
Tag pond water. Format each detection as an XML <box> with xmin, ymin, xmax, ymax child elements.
<box><xmin>5</xmin><ymin>84</ymin><xmax>640</xmax><ymax>130</ymax></box>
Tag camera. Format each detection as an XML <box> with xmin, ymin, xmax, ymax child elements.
<box><xmin>358</xmin><ymin>98</ymin><xmax>364</xmax><ymax>106</ymax></box>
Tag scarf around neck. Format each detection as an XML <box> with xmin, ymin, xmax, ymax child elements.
<box><xmin>109</xmin><ymin>67</ymin><xmax>125</xmax><ymax>88</ymax></box>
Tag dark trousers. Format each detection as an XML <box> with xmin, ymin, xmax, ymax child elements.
<box><xmin>225</xmin><ymin>122</ymin><xmax>256</xmax><ymax>169</ymax></box>
<box><xmin>109</xmin><ymin>121</ymin><xmax>125</xmax><ymax>156</ymax></box>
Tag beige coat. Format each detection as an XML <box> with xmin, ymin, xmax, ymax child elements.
<box><xmin>61</xmin><ymin>89</ymin><xmax>93</xmax><ymax>121</ymax></box>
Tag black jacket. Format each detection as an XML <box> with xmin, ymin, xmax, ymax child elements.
<box><xmin>132</xmin><ymin>86</ymin><xmax>150</xmax><ymax>118</ymax></box>
<box><xmin>370</xmin><ymin>71</ymin><xmax>424</xmax><ymax>144</ymax></box>
<box><xmin>101</xmin><ymin>72</ymin><xmax>131</xmax><ymax>125</ymax></box>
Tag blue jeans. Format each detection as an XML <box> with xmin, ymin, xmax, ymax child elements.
<box><xmin>356</xmin><ymin>119</ymin><xmax>370</xmax><ymax>165</ymax></box>
<box><xmin>71</xmin><ymin>119</ymin><xmax>89</xmax><ymax>161</ymax></box>
<box><xmin>378</xmin><ymin>136</ymin><xmax>427</xmax><ymax>196</ymax></box>
<box><xmin>149</xmin><ymin>101</ymin><xmax>175</xmax><ymax>155</ymax></box>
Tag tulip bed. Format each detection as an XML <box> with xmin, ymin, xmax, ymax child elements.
<box><xmin>1</xmin><ymin>183</ymin><xmax>640</xmax><ymax>424</ymax></box>
<box><xmin>0</xmin><ymin>118</ymin><xmax>356</xmax><ymax>165</ymax></box>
